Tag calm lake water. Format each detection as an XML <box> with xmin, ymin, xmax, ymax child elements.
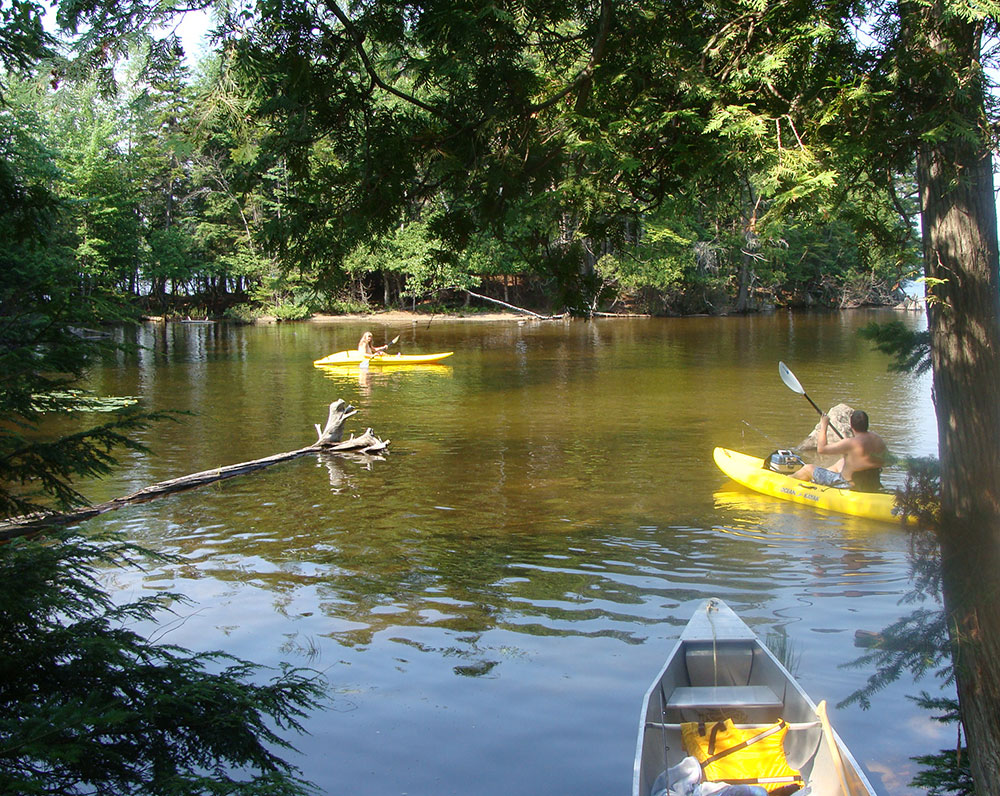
<box><xmin>79</xmin><ymin>310</ymin><xmax>946</xmax><ymax>796</ymax></box>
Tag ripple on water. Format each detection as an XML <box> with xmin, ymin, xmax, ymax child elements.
<box><xmin>72</xmin><ymin>316</ymin><xmax>942</xmax><ymax>796</ymax></box>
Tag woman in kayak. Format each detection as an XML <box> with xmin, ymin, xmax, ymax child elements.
<box><xmin>792</xmin><ymin>410</ymin><xmax>887</xmax><ymax>492</ymax></box>
<box><xmin>358</xmin><ymin>331</ymin><xmax>387</xmax><ymax>356</ymax></box>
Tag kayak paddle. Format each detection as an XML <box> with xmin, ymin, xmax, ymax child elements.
<box><xmin>778</xmin><ymin>361</ymin><xmax>845</xmax><ymax>439</ymax></box>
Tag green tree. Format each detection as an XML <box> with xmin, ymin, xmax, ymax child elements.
<box><xmin>344</xmin><ymin>217</ymin><xmax>479</xmax><ymax>307</ymax></box>
<box><xmin>0</xmin><ymin>94</ymin><xmax>324</xmax><ymax>796</ymax></box>
<box><xmin>702</xmin><ymin>0</ymin><xmax>1000</xmax><ymax>786</ymax></box>
<box><xmin>0</xmin><ymin>532</ymin><xmax>323</xmax><ymax>796</ymax></box>
<box><xmin>217</xmin><ymin>0</ymin><xmax>909</xmax><ymax>314</ymax></box>
<box><xmin>0</xmin><ymin>76</ymin><xmax>149</xmax><ymax>517</ymax></box>
<box><xmin>907</xmin><ymin>21</ymin><xmax>1000</xmax><ymax>784</ymax></box>
<box><xmin>1</xmin><ymin>7</ymin><xmax>325</xmax><ymax>794</ymax></box>
<box><xmin>218</xmin><ymin>1</ymin><xmax>999</xmax><ymax>786</ymax></box>
<box><xmin>48</xmin><ymin>81</ymin><xmax>144</xmax><ymax>299</ymax></box>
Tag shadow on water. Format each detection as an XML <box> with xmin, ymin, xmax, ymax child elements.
<box><xmin>80</xmin><ymin>312</ymin><xmax>945</xmax><ymax>796</ymax></box>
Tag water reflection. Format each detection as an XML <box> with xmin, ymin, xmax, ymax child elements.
<box><xmin>317</xmin><ymin>451</ymin><xmax>385</xmax><ymax>492</ymax></box>
<box><xmin>313</xmin><ymin>363</ymin><xmax>454</xmax><ymax>402</ymax></box>
<box><xmin>712</xmin><ymin>489</ymin><xmax>902</xmax><ymax>539</ymax></box>
<box><xmin>79</xmin><ymin>312</ymin><xmax>942</xmax><ymax>796</ymax></box>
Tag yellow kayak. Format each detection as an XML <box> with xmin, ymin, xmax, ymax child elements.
<box><xmin>713</xmin><ymin>447</ymin><xmax>913</xmax><ymax>524</ymax></box>
<box><xmin>313</xmin><ymin>350</ymin><xmax>454</xmax><ymax>367</ymax></box>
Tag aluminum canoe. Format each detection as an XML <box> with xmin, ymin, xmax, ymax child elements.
<box><xmin>634</xmin><ymin>598</ymin><xmax>878</xmax><ymax>796</ymax></box>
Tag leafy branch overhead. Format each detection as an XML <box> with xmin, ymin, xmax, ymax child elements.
<box><xmin>2</xmin><ymin>0</ymin><xmax>920</xmax><ymax>319</ymax></box>
<box><xmin>213</xmin><ymin>0</ymin><xmax>919</xmax><ymax>313</ymax></box>
<box><xmin>859</xmin><ymin>320</ymin><xmax>932</xmax><ymax>375</ymax></box>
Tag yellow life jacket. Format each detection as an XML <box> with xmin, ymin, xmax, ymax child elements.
<box><xmin>681</xmin><ymin>719</ymin><xmax>803</xmax><ymax>793</ymax></box>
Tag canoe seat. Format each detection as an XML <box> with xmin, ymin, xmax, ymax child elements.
<box><xmin>666</xmin><ymin>685</ymin><xmax>782</xmax><ymax>711</ymax></box>
<box><xmin>685</xmin><ymin>644</ymin><xmax>753</xmax><ymax>686</ymax></box>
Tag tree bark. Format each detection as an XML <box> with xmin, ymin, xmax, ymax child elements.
<box><xmin>914</xmin><ymin>15</ymin><xmax>1000</xmax><ymax>788</ymax></box>
<box><xmin>735</xmin><ymin>183</ymin><xmax>761</xmax><ymax>314</ymax></box>
<box><xmin>735</xmin><ymin>245</ymin><xmax>755</xmax><ymax>313</ymax></box>
<box><xmin>0</xmin><ymin>400</ymin><xmax>388</xmax><ymax>541</ymax></box>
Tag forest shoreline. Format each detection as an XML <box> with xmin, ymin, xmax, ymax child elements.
<box><xmin>142</xmin><ymin>309</ymin><xmax>535</xmax><ymax>324</ymax></box>
<box><xmin>143</xmin><ymin>290</ymin><xmax>925</xmax><ymax>326</ymax></box>
<box><xmin>303</xmin><ymin>310</ymin><xmax>540</xmax><ymax>323</ymax></box>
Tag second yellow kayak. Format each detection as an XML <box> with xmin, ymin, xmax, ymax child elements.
<box><xmin>713</xmin><ymin>447</ymin><xmax>912</xmax><ymax>524</ymax></box>
<box><xmin>313</xmin><ymin>350</ymin><xmax>454</xmax><ymax>366</ymax></box>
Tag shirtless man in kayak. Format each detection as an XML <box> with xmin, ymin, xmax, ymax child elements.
<box><xmin>792</xmin><ymin>410</ymin><xmax>887</xmax><ymax>492</ymax></box>
<box><xmin>358</xmin><ymin>331</ymin><xmax>387</xmax><ymax>356</ymax></box>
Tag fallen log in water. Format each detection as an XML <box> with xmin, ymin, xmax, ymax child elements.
<box><xmin>0</xmin><ymin>400</ymin><xmax>388</xmax><ymax>541</ymax></box>
<box><xmin>462</xmin><ymin>289</ymin><xmax>565</xmax><ymax>319</ymax></box>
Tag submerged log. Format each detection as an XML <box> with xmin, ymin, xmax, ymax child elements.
<box><xmin>1</xmin><ymin>400</ymin><xmax>388</xmax><ymax>540</ymax></box>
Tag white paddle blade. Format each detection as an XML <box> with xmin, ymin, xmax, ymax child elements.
<box><xmin>778</xmin><ymin>361</ymin><xmax>805</xmax><ymax>395</ymax></box>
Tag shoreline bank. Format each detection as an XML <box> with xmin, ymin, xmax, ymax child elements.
<box><xmin>305</xmin><ymin>310</ymin><xmax>538</xmax><ymax>324</ymax></box>
<box><xmin>145</xmin><ymin>300</ymin><xmax>921</xmax><ymax>325</ymax></box>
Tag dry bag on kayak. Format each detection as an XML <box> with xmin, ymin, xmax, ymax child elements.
<box><xmin>681</xmin><ymin>719</ymin><xmax>803</xmax><ymax>793</ymax></box>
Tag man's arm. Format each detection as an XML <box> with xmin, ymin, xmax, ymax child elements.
<box><xmin>815</xmin><ymin>415</ymin><xmax>853</xmax><ymax>455</ymax></box>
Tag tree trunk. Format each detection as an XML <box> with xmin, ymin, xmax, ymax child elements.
<box><xmin>735</xmin><ymin>183</ymin><xmax>760</xmax><ymax>313</ymax></box>
<box><xmin>915</xmin><ymin>16</ymin><xmax>1000</xmax><ymax>786</ymax></box>
<box><xmin>734</xmin><ymin>246</ymin><xmax>754</xmax><ymax>313</ymax></box>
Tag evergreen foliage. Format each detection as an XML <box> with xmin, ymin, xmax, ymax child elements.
<box><xmin>840</xmin><ymin>604</ymin><xmax>952</xmax><ymax>711</ymax></box>
<box><xmin>0</xmin><ymin>183</ymin><xmax>325</xmax><ymax>794</ymax></box>
<box><xmin>2</xmin><ymin>0</ymin><xmax>919</xmax><ymax>318</ymax></box>
<box><xmin>860</xmin><ymin>320</ymin><xmax>932</xmax><ymax>376</ymax></box>
<box><xmin>836</xmin><ymin>458</ymin><xmax>972</xmax><ymax>796</ymax></box>
<box><xmin>208</xmin><ymin>0</ymin><xmax>917</xmax><ymax>315</ymax></box>
<box><xmin>0</xmin><ymin>532</ymin><xmax>323</xmax><ymax>795</ymax></box>
<box><xmin>908</xmin><ymin>694</ymin><xmax>974</xmax><ymax>796</ymax></box>
<box><xmin>2</xmin><ymin>13</ymin><xmax>325</xmax><ymax>795</ymax></box>
<box><xmin>0</xmin><ymin>74</ymin><xmax>159</xmax><ymax>518</ymax></box>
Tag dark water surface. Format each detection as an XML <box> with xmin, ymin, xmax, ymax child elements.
<box><xmin>80</xmin><ymin>311</ymin><xmax>945</xmax><ymax>796</ymax></box>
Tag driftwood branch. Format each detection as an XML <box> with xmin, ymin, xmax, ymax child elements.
<box><xmin>1</xmin><ymin>400</ymin><xmax>388</xmax><ymax>541</ymax></box>
<box><xmin>314</xmin><ymin>398</ymin><xmax>358</xmax><ymax>444</ymax></box>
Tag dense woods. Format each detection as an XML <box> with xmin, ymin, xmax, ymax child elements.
<box><xmin>2</xmin><ymin>2</ymin><xmax>920</xmax><ymax>319</ymax></box>
<box><xmin>2</xmin><ymin>0</ymin><xmax>999</xmax><ymax>793</ymax></box>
